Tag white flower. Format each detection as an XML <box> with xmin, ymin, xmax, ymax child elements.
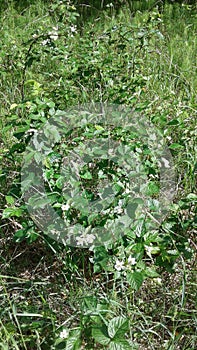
<box><xmin>85</xmin><ymin>234</ymin><xmax>95</xmax><ymax>244</ymax></box>
<box><xmin>42</xmin><ymin>39</ymin><xmax>49</xmax><ymax>46</ymax></box>
<box><xmin>114</xmin><ymin>259</ymin><xmax>125</xmax><ymax>271</ymax></box>
<box><xmin>149</xmin><ymin>133</ymin><xmax>157</xmax><ymax>141</ymax></box>
<box><xmin>70</xmin><ymin>25</ymin><xmax>77</xmax><ymax>33</ymax></box>
<box><xmin>60</xmin><ymin>328</ymin><xmax>69</xmax><ymax>339</ymax></box>
<box><xmin>155</xmin><ymin>278</ymin><xmax>162</xmax><ymax>285</ymax></box>
<box><xmin>161</xmin><ymin>157</ymin><xmax>170</xmax><ymax>168</ymax></box>
<box><xmin>128</xmin><ymin>256</ymin><xmax>136</xmax><ymax>265</ymax></box>
<box><xmin>108</xmin><ymin>148</ymin><xmax>114</xmax><ymax>155</ymax></box>
<box><xmin>136</xmin><ymin>147</ymin><xmax>142</xmax><ymax>153</ymax></box>
<box><xmin>76</xmin><ymin>235</ymin><xmax>86</xmax><ymax>246</ymax></box>
<box><xmin>76</xmin><ymin>233</ymin><xmax>95</xmax><ymax>246</ymax></box>
<box><xmin>50</xmin><ymin>34</ymin><xmax>58</xmax><ymax>41</ymax></box>
<box><xmin>62</xmin><ymin>203</ymin><xmax>70</xmax><ymax>211</ymax></box>
<box><xmin>114</xmin><ymin>205</ymin><xmax>122</xmax><ymax>214</ymax></box>
<box><xmin>114</xmin><ymin>199</ymin><xmax>124</xmax><ymax>214</ymax></box>
<box><xmin>125</xmin><ymin>187</ymin><xmax>130</xmax><ymax>194</ymax></box>
<box><xmin>69</xmin><ymin>25</ymin><xmax>77</xmax><ymax>37</ymax></box>
<box><xmin>145</xmin><ymin>245</ymin><xmax>160</xmax><ymax>257</ymax></box>
<box><xmin>49</xmin><ymin>26</ymin><xmax>58</xmax><ymax>41</ymax></box>
<box><xmin>145</xmin><ymin>245</ymin><xmax>153</xmax><ymax>256</ymax></box>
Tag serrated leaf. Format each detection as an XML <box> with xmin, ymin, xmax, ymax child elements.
<box><xmin>144</xmin><ymin>232</ymin><xmax>161</xmax><ymax>244</ymax></box>
<box><xmin>108</xmin><ymin>316</ymin><xmax>129</xmax><ymax>340</ymax></box>
<box><xmin>145</xmin><ymin>267</ymin><xmax>159</xmax><ymax>278</ymax></box>
<box><xmin>65</xmin><ymin>329</ymin><xmax>81</xmax><ymax>350</ymax></box>
<box><xmin>92</xmin><ymin>325</ymin><xmax>110</xmax><ymax>345</ymax></box>
<box><xmin>126</xmin><ymin>271</ymin><xmax>145</xmax><ymax>290</ymax></box>
<box><xmin>109</xmin><ymin>339</ymin><xmax>132</xmax><ymax>350</ymax></box>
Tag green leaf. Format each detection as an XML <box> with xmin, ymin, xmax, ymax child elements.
<box><xmin>145</xmin><ymin>245</ymin><xmax>160</xmax><ymax>256</ymax></box>
<box><xmin>108</xmin><ymin>316</ymin><xmax>129</xmax><ymax>340</ymax></box>
<box><xmin>186</xmin><ymin>193</ymin><xmax>197</xmax><ymax>201</ymax></box>
<box><xmin>27</xmin><ymin>228</ymin><xmax>39</xmax><ymax>243</ymax></box>
<box><xmin>44</xmin><ymin>124</ymin><xmax>61</xmax><ymax>143</ymax></box>
<box><xmin>13</xmin><ymin>125</ymin><xmax>30</xmax><ymax>139</ymax></box>
<box><xmin>13</xmin><ymin>229</ymin><xmax>27</xmax><ymax>243</ymax></box>
<box><xmin>101</xmin><ymin>186</ymin><xmax>114</xmax><ymax>199</ymax></box>
<box><xmin>146</xmin><ymin>182</ymin><xmax>160</xmax><ymax>196</ymax></box>
<box><xmin>95</xmin><ymin>124</ymin><xmax>104</xmax><ymax>131</ymax></box>
<box><xmin>21</xmin><ymin>172</ymin><xmax>37</xmax><ymax>191</ymax></box>
<box><xmin>0</xmin><ymin>343</ymin><xmax>9</xmax><ymax>350</ymax></box>
<box><xmin>167</xmin><ymin>119</ymin><xmax>180</xmax><ymax>125</ymax></box>
<box><xmin>144</xmin><ymin>231</ymin><xmax>161</xmax><ymax>244</ymax></box>
<box><xmin>92</xmin><ymin>325</ymin><xmax>110</xmax><ymax>345</ymax></box>
<box><xmin>109</xmin><ymin>339</ymin><xmax>132</xmax><ymax>350</ymax></box>
<box><xmin>126</xmin><ymin>271</ymin><xmax>145</xmax><ymax>290</ymax></box>
<box><xmin>56</xmin><ymin>175</ymin><xmax>65</xmax><ymax>189</ymax></box>
<box><xmin>10</xmin><ymin>103</ymin><xmax>18</xmax><ymax>110</ymax></box>
<box><xmin>2</xmin><ymin>207</ymin><xmax>23</xmax><ymax>219</ymax></box>
<box><xmin>93</xmin><ymin>246</ymin><xmax>110</xmax><ymax>273</ymax></box>
<box><xmin>72</xmin><ymin>195</ymin><xmax>89</xmax><ymax>215</ymax></box>
<box><xmin>133</xmin><ymin>197</ymin><xmax>144</xmax><ymax>204</ymax></box>
<box><xmin>65</xmin><ymin>329</ymin><xmax>81</xmax><ymax>350</ymax></box>
<box><xmin>80</xmin><ymin>171</ymin><xmax>92</xmax><ymax>180</ymax></box>
<box><xmin>5</xmin><ymin>196</ymin><xmax>15</xmax><ymax>205</ymax></box>
<box><xmin>28</xmin><ymin>196</ymin><xmax>51</xmax><ymax>209</ymax></box>
<box><xmin>145</xmin><ymin>267</ymin><xmax>159</xmax><ymax>278</ymax></box>
<box><xmin>126</xmin><ymin>202</ymin><xmax>138</xmax><ymax>219</ymax></box>
<box><xmin>169</xmin><ymin>143</ymin><xmax>184</xmax><ymax>150</ymax></box>
<box><xmin>46</xmin><ymin>101</ymin><xmax>55</xmax><ymax>108</ymax></box>
<box><xmin>56</xmin><ymin>340</ymin><xmax>67</xmax><ymax>349</ymax></box>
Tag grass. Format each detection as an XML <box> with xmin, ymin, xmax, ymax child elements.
<box><xmin>0</xmin><ymin>0</ymin><xmax>196</xmax><ymax>349</ymax></box>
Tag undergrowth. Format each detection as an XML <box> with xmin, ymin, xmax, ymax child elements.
<box><xmin>0</xmin><ymin>0</ymin><xmax>196</xmax><ymax>349</ymax></box>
